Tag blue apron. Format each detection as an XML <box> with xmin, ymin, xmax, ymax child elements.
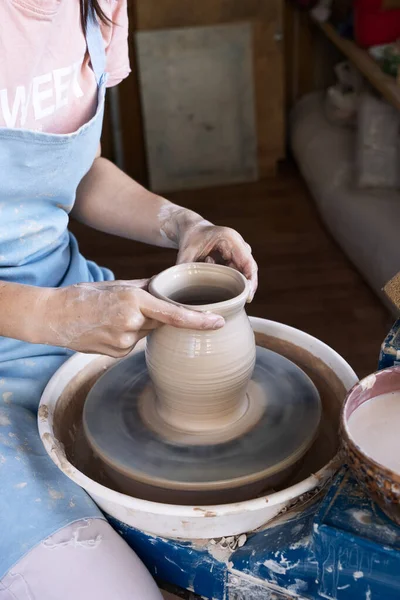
<box><xmin>0</xmin><ymin>13</ymin><xmax>112</xmax><ymax>578</ymax></box>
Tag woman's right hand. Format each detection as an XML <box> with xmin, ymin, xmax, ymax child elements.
<box><xmin>38</xmin><ymin>280</ymin><xmax>224</xmax><ymax>357</ymax></box>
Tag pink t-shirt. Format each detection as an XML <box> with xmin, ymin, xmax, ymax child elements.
<box><xmin>0</xmin><ymin>0</ymin><xmax>130</xmax><ymax>134</ymax></box>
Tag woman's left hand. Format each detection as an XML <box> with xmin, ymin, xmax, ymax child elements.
<box><xmin>176</xmin><ymin>222</ymin><xmax>258</xmax><ymax>302</ymax></box>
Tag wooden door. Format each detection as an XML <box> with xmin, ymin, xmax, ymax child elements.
<box><xmin>106</xmin><ymin>0</ymin><xmax>285</xmax><ymax>190</ymax></box>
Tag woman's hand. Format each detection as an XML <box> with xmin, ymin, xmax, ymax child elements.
<box><xmin>177</xmin><ymin>222</ymin><xmax>258</xmax><ymax>302</ymax></box>
<box><xmin>39</xmin><ymin>280</ymin><xmax>224</xmax><ymax>358</ymax></box>
<box><xmin>74</xmin><ymin>159</ymin><xmax>257</xmax><ymax>299</ymax></box>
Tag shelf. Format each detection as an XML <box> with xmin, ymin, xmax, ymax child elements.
<box><xmin>317</xmin><ymin>21</ymin><xmax>400</xmax><ymax>111</ymax></box>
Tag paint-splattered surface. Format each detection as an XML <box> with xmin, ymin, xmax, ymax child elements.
<box><xmin>110</xmin><ymin>468</ymin><xmax>400</xmax><ymax>599</ymax></box>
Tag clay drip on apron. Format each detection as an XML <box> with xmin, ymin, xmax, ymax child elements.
<box><xmin>145</xmin><ymin>264</ymin><xmax>255</xmax><ymax>435</ymax></box>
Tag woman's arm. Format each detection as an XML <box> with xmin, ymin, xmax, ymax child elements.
<box><xmin>0</xmin><ymin>280</ymin><xmax>223</xmax><ymax>356</ymax></box>
<box><xmin>73</xmin><ymin>152</ymin><xmax>258</xmax><ymax>300</ymax></box>
<box><xmin>73</xmin><ymin>152</ymin><xmax>203</xmax><ymax>249</ymax></box>
<box><xmin>0</xmin><ymin>282</ymin><xmax>48</xmax><ymax>344</ymax></box>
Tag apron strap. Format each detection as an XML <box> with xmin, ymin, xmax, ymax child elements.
<box><xmin>85</xmin><ymin>8</ymin><xmax>107</xmax><ymax>85</ymax></box>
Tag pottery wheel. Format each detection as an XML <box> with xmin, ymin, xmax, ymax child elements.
<box><xmin>83</xmin><ymin>347</ymin><xmax>322</xmax><ymax>493</ymax></box>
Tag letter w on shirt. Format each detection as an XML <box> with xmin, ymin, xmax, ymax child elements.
<box><xmin>0</xmin><ymin>61</ymin><xmax>84</xmax><ymax>128</ymax></box>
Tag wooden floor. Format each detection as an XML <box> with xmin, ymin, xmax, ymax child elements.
<box><xmin>70</xmin><ymin>167</ymin><xmax>391</xmax><ymax>379</ymax></box>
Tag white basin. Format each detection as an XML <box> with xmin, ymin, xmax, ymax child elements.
<box><xmin>38</xmin><ymin>317</ymin><xmax>357</xmax><ymax>540</ymax></box>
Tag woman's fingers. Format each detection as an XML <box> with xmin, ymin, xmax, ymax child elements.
<box><xmin>94</xmin><ymin>278</ymin><xmax>150</xmax><ymax>290</ymax></box>
<box><xmin>177</xmin><ymin>229</ymin><xmax>258</xmax><ymax>302</ymax></box>
<box><xmin>102</xmin><ymin>329</ymin><xmax>154</xmax><ymax>358</ymax></box>
<box><xmin>176</xmin><ymin>246</ymin><xmax>197</xmax><ymax>265</ymax></box>
<box><xmin>208</xmin><ymin>235</ymin><xmax>258</xmax><ymax>301</ymax></box>
<box><xmin>139</xmin><ymin>292</ymin><xmax>224</xmax><ymax>330</ymax></box>
<box><xmin>137</xmin><ymin>317</ymin><xmax>159</xmax><ymax>331</ymax></box>
<box><xmin>76</xmin><ymin>279</ymin><xmax>150</xmax><ymax>293</ymax></box>
<box><xmin>229</xmin><ymin>252</ymin><xmax>258</xmax><ymax>302</ymax></box>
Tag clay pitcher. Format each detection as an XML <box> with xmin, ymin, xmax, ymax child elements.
<box><xmin>146</xmin><ymin>263</ymin><xmax>256</xmax><ymax>434</ymax></box>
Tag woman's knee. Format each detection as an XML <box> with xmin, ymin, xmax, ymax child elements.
<box><xmin>1</xmin><ymin>518</ymin><xmax>163</xmax><ymax>600</ymax></box>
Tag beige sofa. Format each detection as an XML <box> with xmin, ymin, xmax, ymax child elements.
<box><xmin>291</xmin><ymin>92</ymin><xmax>400</xmax><ymax>314</ymax></box>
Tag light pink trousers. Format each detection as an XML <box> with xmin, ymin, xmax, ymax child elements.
<box><xmin>0</xmin><ymin>519</ymin><xmax>163</xmax><ymax>599</ymax></box>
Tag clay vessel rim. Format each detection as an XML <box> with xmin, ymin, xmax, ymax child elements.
<box><xmin>84</xmin><ymin>422</ymin><xmax>320</xmax><ymax>492</ymax></box>
<box><xmin>149</xmin><ymin>262</ymin><xmax>249</xmax><ymax>312</ymax></box>
<box><xmin>341</xmin><ymin>365</ymin><xmax>400</xmax><ymax>482</ymax></box>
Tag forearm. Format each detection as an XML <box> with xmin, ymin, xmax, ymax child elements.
<box><xmin>73</xmin><ymin>157</ymin><xmax>208</xmax><ymax>247</ymax></box>
<box><xmin>0</xmin><ymin>282</ymin><xmax>49</xmax><ymax>344</ymax></box>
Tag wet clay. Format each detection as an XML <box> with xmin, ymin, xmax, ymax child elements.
<box><xmin>50</xmin><ymin>332</ymin><xmax>345</xmax><ymax>504</ymax></box>
<box><xmin>348</xmin><ymin>392</ymin><xmax>400</xmax><ymax>474</ymax></box>
<box><xmin>146</xmin><ymin>264</ymin><xmax>255</xmax><ymax>434</ymax></box>
<box><xmin>138</xmin><ymin>382</ymin><xmax>264</xmax><ymax>446</ymax></box>
<box><xmin>157</xmin><ymin>203</ymin><xmax>258</xmax><ymax>302</ymax></box>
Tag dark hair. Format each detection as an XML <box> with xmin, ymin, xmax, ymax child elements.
<box><xmin>80</xmin><ymin>0</ymin><xmax>111</xmax><ymax>28</ymax></box>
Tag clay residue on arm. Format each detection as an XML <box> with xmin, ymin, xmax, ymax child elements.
<box><xmin>72</xmin><ymin>149</ymin><xmax>257</xmax><ymax>298</ymax></box>
<box><xmin>157</xmin><ymin>201</ymin><xmax>210</xmax><ymax>250</ymax></box>
<box><xmin>0</xmin><ymin>281</ymin><xmax>53</xmax><ymax>345</ymax></box>
<box><xmin>72</xmin><ymin>151</ymin><xmax>207</xmax><ymax>249</ymax></box>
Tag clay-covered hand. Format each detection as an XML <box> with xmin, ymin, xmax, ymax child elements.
<box><xmin>39</xmin><ymin>280</ymin><xmax>224</xmax><ymax>358</ymax></box>
<box><xmin>177</xmin><ymin>222</ymin><xmax>258</xmax><ymax>302</ymax></box>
